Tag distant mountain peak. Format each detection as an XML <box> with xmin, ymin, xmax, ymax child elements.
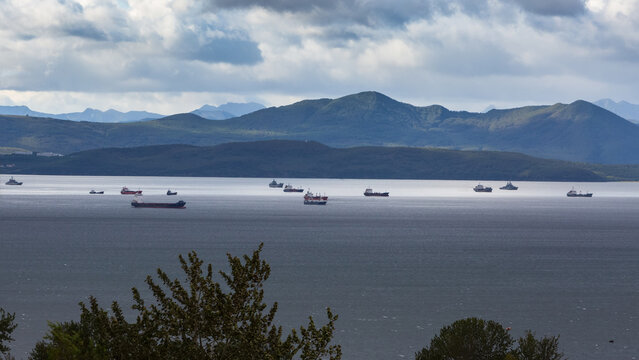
<box><xmin>594</xmin><ymin>98</ymin><xmax>639</xmax><ymax>123</ymax></box>
<box><xmin>190</xmin><ymin>102</ymin><xmax>265</xmax><ymax>120</ymax></box>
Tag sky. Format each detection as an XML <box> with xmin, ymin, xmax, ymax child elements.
<box><xmin>0</xmin><ymin>0</ymin><xmax>638</xmax><ymax>114</ymax></box>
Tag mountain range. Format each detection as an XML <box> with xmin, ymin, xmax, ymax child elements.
<box><xmin>1</xmin><ymin>91</ymin><xmax>638</xmax><ymax>164</ymax></box>
<box><xmin>4</xmin><ymin>140</ymin><xmax>638</xmax><ymax>181</ymax></box>
<box><xmin>0</xmin><ymin>102</ymin><xmax>265</xmax><ymax>123</ymax></box>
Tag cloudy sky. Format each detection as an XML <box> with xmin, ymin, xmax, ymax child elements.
<box><xmin>0</xmin><ymin>0</ymin><xmax>638</xmax><ymax>114</ymax></box>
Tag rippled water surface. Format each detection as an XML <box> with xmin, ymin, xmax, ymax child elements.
<box><xmin>1</xmin><ymin>175</ymin><xmax>638</xmax><ymax>359</ymax></box>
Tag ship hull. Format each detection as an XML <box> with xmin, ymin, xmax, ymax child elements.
<box><xmin>131</xmin><ymin>200</ymin><xmax>186</xmax><ymax>208</ymax></box>
<box><xmin>304</xmin><ymin>200</ymin><xmax>327</xmax><ymax>205</ymax></box>
<box><xmin>364</xmin><ymin>193</ymin><xmax>389</xmax><ymax>197</ymax></box>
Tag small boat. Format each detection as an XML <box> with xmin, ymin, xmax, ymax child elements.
<box><xmin>89</xmin><ymin>190</ymin><xmax>104</xmax><ymax>194</ymax></box>
<box><xmin>5</xmin><ymin>177</ymin><xmax>23</xmax><ymax>185</ymax></box>
<box><xmin>499</xmin><ymin>181</ymin><xmax>518</xmax><ymax>190</ymax></box>
<box><xmin>567</xmin><ymin>188</ymin><xmax>593</xmax><ymax>197</ymax></box>
<box><xmin>283</xmin><ymin>184</ymin><xmax>304</xmax><ymax>192</ymax></box>
<box><xmin>121</xmin><ymin>187</ymin><xmax>142</xmax><ymax>195</ymax></box>
<box><xmin>473</xmin><ymin>184</ymin><xmax>492</xmax><ymax>192</ymax></box>
<box><xmin>131</xmin><ymin>196</ymin><xmax>186</xmax><ymax>208</ymax></box>
<box><xmin>364</xmin><ymin>188</ymin><xmax>389</xmax><ymax>197</ymax></box>
<box><xmin>304</xmin><ymin>190</ymin><xmax>328</xmax><ymax>201</ymax></box>
<box><xmin>167</xmin><ymin>190</ymin><xmax>177</xmax><ymax>195</ymax></box>
<box><xmin>269</xmin><ymin>180</ymin><xmax>284</xmax><ymax>188</ymax></box>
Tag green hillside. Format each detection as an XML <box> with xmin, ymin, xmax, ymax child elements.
<box><xmin>4</xmin><ymin>140</ymin><xmax>638</xmax><ymax>181</ymax></box>
<box><xmin>2</xmin><ymin>92</ymin><xmax>639</xmax><ymax>164</ymax></box>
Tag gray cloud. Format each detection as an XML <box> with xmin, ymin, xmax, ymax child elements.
<box><xmin>187</xmin><ymin>37</ymin><xmax>262</xmax><ymax>64</ymax></box>
<box><xmin>512</xmin><ymin>0</ymin><xmax>586</xmax><ymax>17</ymax></box>
<box><xmin>175</xmin><ymin>26</ymin><xmax>263</xmax><ymax>65</ymax></box>
<box><xmin>62</xmin><ymin>21</ymin><xmax>109</xmax><ymax>41</ymax></box>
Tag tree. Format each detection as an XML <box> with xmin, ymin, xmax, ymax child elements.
<box><xmin>0</xmin><ymin>307</ymin><xmax>17</xmax><ymax>355</ymax></box>
<box><xmin>31</xmin><ymin>244</ymin><xmax>341</xmax><ymax>360</ymax></box>
<box><xmin>514</xmin><ymin>331</ymin><xmax>564</xmax><ymax>360</ymax></box>
<box><xmin>415</xmin><ymin>318</ymin><xmax>564</xmax><ymax>360</ymax></box>
<box><xmin>416</xmin><ymin>317</ymin><xmax>513</xmax><ymax>360</ymax></box>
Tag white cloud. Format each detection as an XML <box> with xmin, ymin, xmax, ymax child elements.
<box><xmin>0</xmin><ymin>0</ymin><xmax>638</xmax><ymax>114</ymax></box>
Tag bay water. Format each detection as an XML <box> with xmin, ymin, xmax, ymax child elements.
<box><xmin>1</xmin><ymin>175</ymin><xmax>638</xmax><ymax>359</ymax></box>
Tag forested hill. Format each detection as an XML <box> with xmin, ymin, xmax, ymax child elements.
<box><xmin>4</xmin><ymin>140</ymin><xmax>639</xmax><ymax>181</ymax></box>
<box><xmin>2</xmin><ymin>91</ymin><xmax>639</xmax><ymax>164</ymax></box>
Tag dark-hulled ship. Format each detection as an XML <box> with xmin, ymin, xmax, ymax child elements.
<box><xmin>567</xmin><ymin>188</ymin><xmax>593</xmax><ymax>197</ymax></box>
<box><xmin>131</xmin><ymin>196</ymin><xmax>186</xmax><ymax>208</ymax></box>
<box><xmin>499</xmin><ymin>181</ymin><xmax>518</xmax><ymax>190</ymax></box>
<box><xmin>283</xmin><ymin>184</ymin><xmax>304</xmax><ymax>192</ymax></box>
<box><xmin>5</xmin><ymin>177</ymin><xmax>23</xmax><ymax>185</ymax></box>
<box><xmin>364</xmin><ymin>188</ymin><xmax>389</xmax><ymax>197</ymax></box>
<box><xmin>121</xmin><ymin>186</ymin><xmax>142</xmax><ymax>195</ymax></box>
<box><xmin>269</xmin><ymin>180</ymin><xmax>284</xmax><ymax>188</ymax></box>
<box><xmin>473</xmin><ymin>184</ymin><xmax>492</xmax><ymax>192</ymax></box>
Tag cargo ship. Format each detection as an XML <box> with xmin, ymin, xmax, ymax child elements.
<box><xmin>283</xmin><ymin>184</ymin><xmax>304</xmax><ymax>192</ymax></box>
<box><xmin>473</xmin><ymin>184</ymin><xmax>492</xmax><ymax>192</ymax></box>
<box><xmin>121</xmin><ymin>187</ymin><xmax>142</xmax><ymax>195</ymax></box>
<box><xmin>304</xmin><ymin>190</ymin><xmax>328</xmax><ymax>201</ymax></box>
<box><xmin>567</xmin><ymin>188</ymin><xmax>592</xmax><ymax>197</ymax></box>
<box><xmin>131</xmin><ymin>196</ymin><xmax>186</xmax><ymax>208</ymax></box>
<box><xmin>364</xmin><ymin>188</ymin><xmax>389</xmax><ymax>197</ymax></box>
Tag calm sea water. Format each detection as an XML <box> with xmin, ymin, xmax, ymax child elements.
<box><xmin>1</xmin><ymin>175</ymin><xmax>638</xmax><ymax>359</ymax></box>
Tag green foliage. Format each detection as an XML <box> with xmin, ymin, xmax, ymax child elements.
<box><xmin>415</xmin><ymin>318</ymin><xmax>564</xmax><ymax>360</ymax></box>
<box><xmin>514</xmin><ymin>331</ymin><xmax>564</xmax><ymax>360</ymax></box>
<box><xmin>30</xmin><ymin>244</ymin><xmax>341</xmax><ymax>360</ymax></box>
<box><xmin>9</xmin><ymin>139</ymin><xmax>639</xmax><ymax>181</ymax></box>
<box><xmin>0</xmin><ymin>308</ymin><xmax>17</xmax><ymax>354</ymax></box>
<box><xmin>416</xmin><ymin>318</ymin><xmax>513</xmax><ymax>360</ymax></box>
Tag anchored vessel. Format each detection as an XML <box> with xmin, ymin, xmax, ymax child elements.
<box><xmin>304</xmin><ymin>190</ymin><xmax>328</xmax><ymax>201</ymax></box>
<box><xmin>131</xmin><ymin>196</ymin><xmax>186</xmax><ymax>208</ymax></box>
<box><xmin>89</xmin><ymin>190</ymin><xmax>104</xmax><ymax>194</ymax></box>
<box><xmin>283</xmin><ymin>184</ymin><xmax>304</xmax><ymax>192</ymax></box>
<box><xmin>5</xmin><ymin>177</ymin><xmax>23</xmax><ymax>185</ymax></box>
<box><xmin>167</xmin><ymin>190</ymin><xmax>177</xmax><ymax>195</ymax></box>
<box><xmin>303</xmin><ymin>192</ymin><xmax>327</xmax><ymax>205</ymax></box>
<box><xmin>473</xmin><ymin>184</ymin><xmax>493</xmax><ymax>192</ymax></box>
<box><xmin>121</xmin><ymin>187</ymin><xmax>142</xmax><ymax>195</ymax></box>
<box><xmin>567</xmin><ymin>188</ymin><xmax>592</xmax><ymax>197</ymax></box>
<box><xmin>499</xmin><ymin>181</ymin><xmax>518</xmax><ymax>190</ymax></box>
<box><xmin>363</xmin><ymin>188</ymin><xmax>389</xmax><ymax>197</ymax></box>
<box><xmin>269</xmin><ymin>180</ymin><xmax>284</xmax><ymax>188</ymax></box>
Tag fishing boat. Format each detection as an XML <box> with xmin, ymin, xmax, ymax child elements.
<box><xmin>131</xmin><ymin>196</ymin><xmax>186</xmax><ymax>208</ymax></box>
<box><xmin>304</xmin><ymin>190</ymin><xmax>328</xmax><ymax>201</ymax></box>
<box><xmin>167</xmin><ymin>190</ymin><xmax>177</xmax><ymax>195</ymax></box>
<box><xmin>473</xmin><ymin>184</ymin><xmax>492</xmax><ymax>192</ymax></box>
<box><xmin>89</xmin><ymin>190</ymin><xmax>104</xmax><ymax>194</ymax></box>
<box><xmin>5</xmin><ymin>177</ymin><xmax>22</xmax><ymax>185</ymax></box>
<box><xmin>269</xmin><ymin>180</ymin><xmax>284</xmax><ymax>188</ymax></box>
<box><xmin>567</xmin><ymin>188</ymin><xmax>592</xmax><ymax>197</ymax></box>
<box><xmin>363</xmin><ymin>188</ymin><xmax>389</xmax><ymax>197</ymax></box>
<box><xmin>499</xmin><ymin>181</ymin><xmax>518</xmax><ymax>190</ymax></box>
<box><xmin>121</xmin><ymin>187</ymin><xmax>142</xmax><ymax>195</ymax></box>
<box><xmin>283</xmin><ymin>184</ymin><xmax>304</xmax><ymax>192</ymax></box>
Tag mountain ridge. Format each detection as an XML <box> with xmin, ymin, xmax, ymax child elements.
<box><xmin>2</xmin><ymin>91</ymin><xmax>638</xmax><ymax>164</ymax></box>
<box><xmin>5</xmin><ymin>140</ymin><xmax>638</xmax><ymax>181</ymax></box>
